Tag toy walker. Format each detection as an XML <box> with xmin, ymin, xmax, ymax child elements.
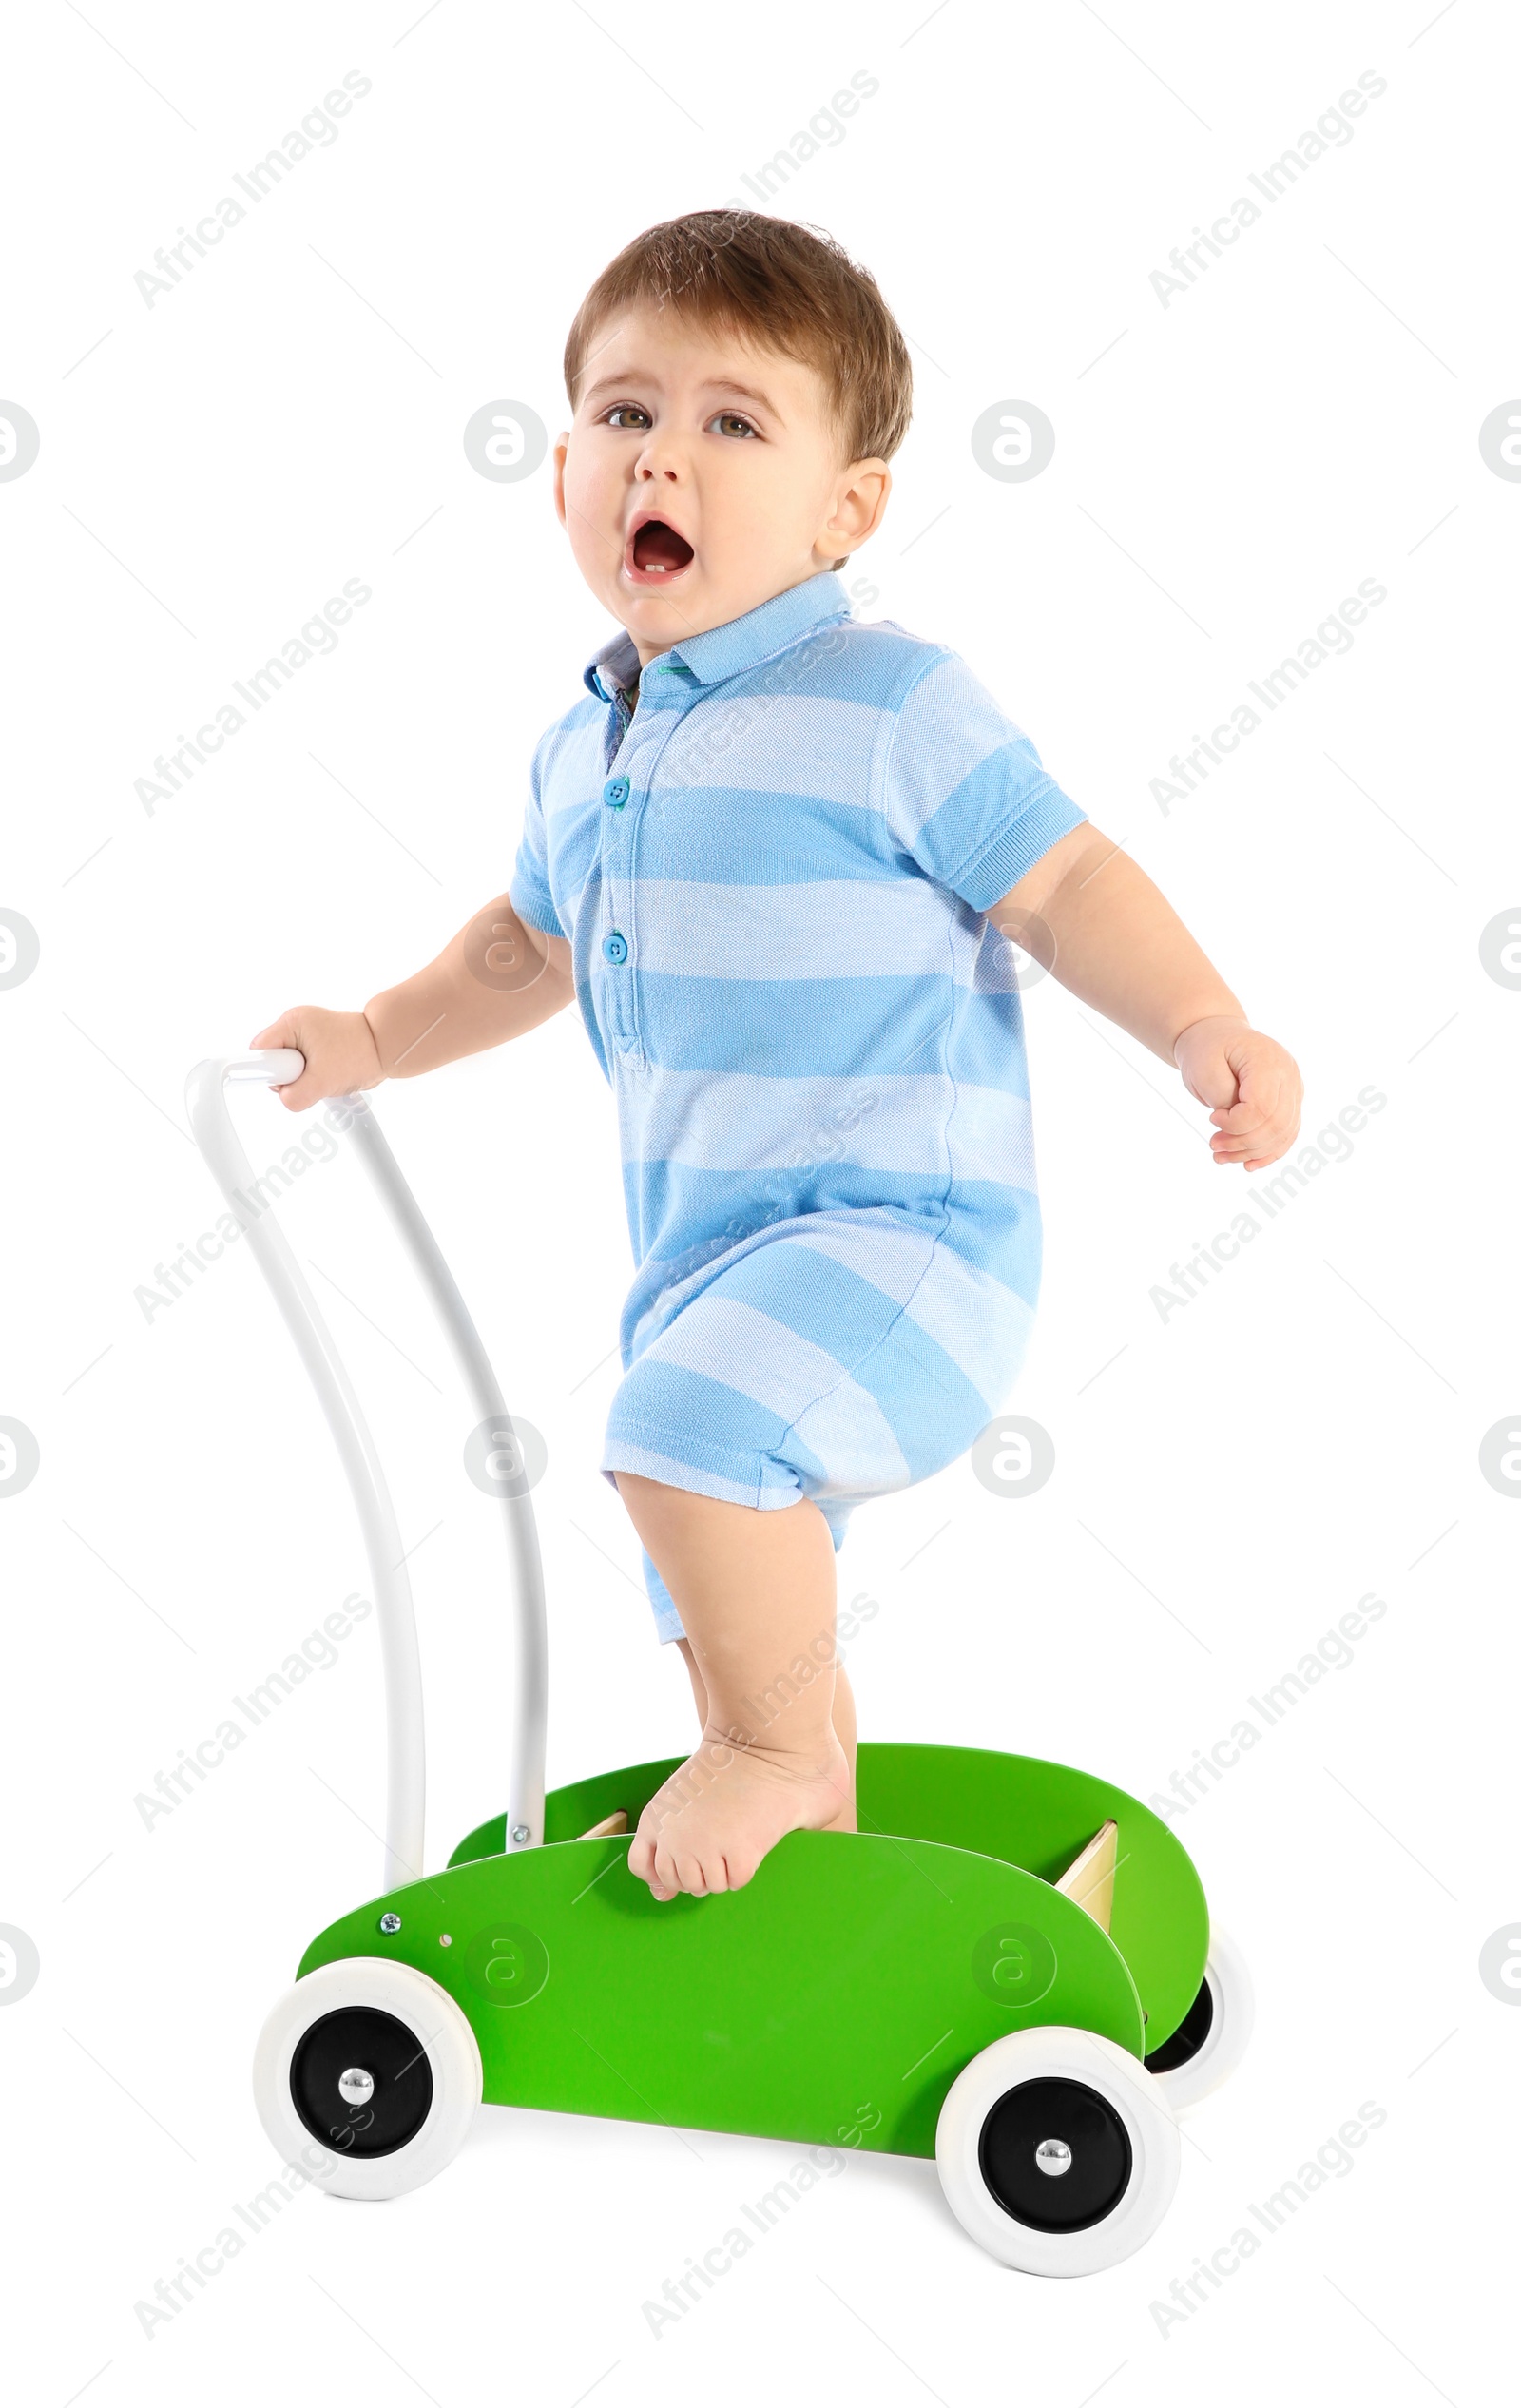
<box><xmin>187</xmin><ymin>1050</ymin><xmax>1253</xmax><ymax>2275</ymax></box>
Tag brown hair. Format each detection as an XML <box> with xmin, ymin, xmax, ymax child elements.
<box><xmin>564</xmin><ymin>211</ymin><xmax>913</xmax><ymax>568</ymax></box>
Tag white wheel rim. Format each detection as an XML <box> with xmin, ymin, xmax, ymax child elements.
<box><xmin>935</xmin><ymin>2026</ymin><xmax>1180</xmax><ymax>2274</ymax></box>
<box><xmin>1147</xmin><ymin>1928</ymin><xmax>1255</xmax><ymax>2113</ymax></box>
<box><xmin>252</xmin><ymin>1958</ymin><xmax>482</xmax><ymax>2200</ymax></box>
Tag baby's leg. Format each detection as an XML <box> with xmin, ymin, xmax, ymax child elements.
<box><xmin>676</xmin><ymin>1636</ymin><xmax>857</xmax><ymax>1799</ymax></box>
<box><xmin>616</xmin><ymin>1473</ymin><xmax>855</xmax><ymax>1898</ymax></box>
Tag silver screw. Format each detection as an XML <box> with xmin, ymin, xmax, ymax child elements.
<box><xmin>510</xmin><ymin>1825</ymin><xmax>530</xmax><ymax>1844</ymax></box>
<box><xmin>1035</xmin><ymin>2138</ymin><xmax>1072</xmax><ymax>2177</ymax></box>
<box><xmin>378</xmin><ymin>1912</ymin><xmax>402</xmax><ymax>1934</ymax></box>
<box><xmin>337</xmin><ymin>2067</ymin><xmax>375</xmax><ymax>2106</ymax></box>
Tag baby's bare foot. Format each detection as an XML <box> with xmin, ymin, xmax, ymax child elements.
<box><xmin>628</xmin><ymin>1726</ymin><xmax>854</xmax><ymax>1899</ymax></box>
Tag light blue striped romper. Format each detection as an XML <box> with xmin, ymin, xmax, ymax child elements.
<box><xmin>510</xmin><ymin>570</ymin><xmax>1088</xmax><ymax>1641</ymax></box>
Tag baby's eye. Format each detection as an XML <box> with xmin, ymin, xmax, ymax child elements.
<box><xmin>603</xmin><ymin>403</ymin><xmax>652</xmax><ymax>431</ymax></box>
<box><xmin>709</xmin><ymin>411</ymin><xmax>759</xmax><ymax>439</ymax></box>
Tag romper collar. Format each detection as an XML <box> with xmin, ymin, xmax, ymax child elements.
<box><xmin>583</xmin><ymin>568</ymin><xmax>850</xmax><ymax>703</ymax></box>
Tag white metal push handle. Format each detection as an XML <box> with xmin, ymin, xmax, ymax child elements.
<box><xmin>183</xmin><ymin>1050</ymin><xmax>549</xmax><ymax>1894</ymax></box>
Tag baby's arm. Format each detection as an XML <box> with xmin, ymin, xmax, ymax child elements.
<box><xmin>250</xmin><ymin>893</ymin><xmax>574</xmax><ymax>1112</ymax></box>
<box><xmin>991</xmin><ymin>827</ymin><xmax>1303</xmax><ymax>1171</ymax></box>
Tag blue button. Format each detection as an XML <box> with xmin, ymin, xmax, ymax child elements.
<box><xmin>603</xmin><ymin>776</ymin><xmax>628</xmax><ymax>808</ymax></box>
<box><xmin>602</xmin><ymin>932</ymin><xmax>628</xmax><ymax>965</ymax></box>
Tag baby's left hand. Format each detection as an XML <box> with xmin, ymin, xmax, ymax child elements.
<box><xmin>1173</xmin><ymin>1016</ymin><xmax>1303</xmax><ymax>1170</ymax></box>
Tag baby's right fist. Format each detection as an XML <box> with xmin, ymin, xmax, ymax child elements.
<box><xmin>247</xmin><ymin>1007</ymin><xmax>384</xmax><ymax>1112</ymax></box>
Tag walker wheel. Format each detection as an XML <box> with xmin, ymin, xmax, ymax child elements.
<box><xmin>935</xmin><ymin>2026</ymin><xmax>1180</xmax><ymax>2274</ymax></box>
<box><xmin>1145</xmin><ymin>1927</ymin><xmax>1255</xmax><ymax>2112</ymax></box>
<box><xmin>253</xmin><ymin>1957</ymin><xmax>482</xmax><ymax>2200</ymax></box>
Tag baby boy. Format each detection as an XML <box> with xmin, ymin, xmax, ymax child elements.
<box><xmin>254</xmin><ymin>210</ymin><xmax>1303</xmax><ymax>1905</ymax></box>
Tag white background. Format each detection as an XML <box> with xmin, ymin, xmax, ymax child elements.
<box><xmin>1</xmin><ymin>2</ymin><xmax>1514</xmax><ymax>2401</ymax></box>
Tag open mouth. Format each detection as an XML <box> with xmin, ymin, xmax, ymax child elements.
<box><xmin>626</xmin><ymin>517</ymin><xmax>696</xmax><ymax>583</ymax></box>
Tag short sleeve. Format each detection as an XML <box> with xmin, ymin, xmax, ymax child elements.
<box><xmin>509</xmin><ymin>735</ymin><xmax>567</xmax><ymax>939</ymax></box>
<box><xmin>880</xmin><ymin>649</ymin><xmax>1088</xmax><ymax>911</ymax></box>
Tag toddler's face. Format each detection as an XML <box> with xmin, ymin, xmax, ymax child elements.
<box><xmin>555</xmin><ymin>301</ymin><xmax>889</xmax><ymax>665</ymax></box>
